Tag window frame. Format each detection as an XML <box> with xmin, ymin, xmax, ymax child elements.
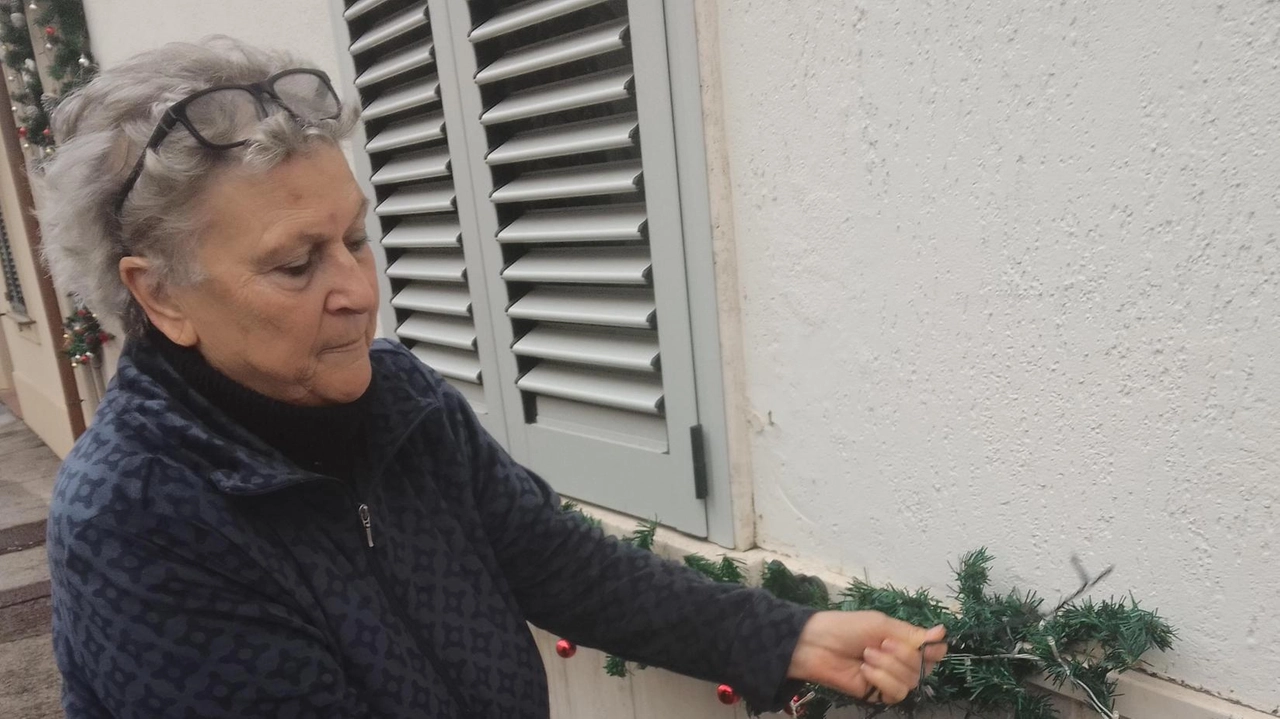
<box><xmin>328</xmin><ymin>0</ymin><xmax>739</xmax><ymax>547</ymax></box>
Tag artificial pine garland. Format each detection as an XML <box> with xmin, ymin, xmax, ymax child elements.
<box><xmin>0</xmin><ymin>0</ymin><xmax>94</xmax><ymax>151</ymax></box>
<box><xmin>559</xmin><ymin>505</ymin><xmax>1176</xmax><ymax>719</ymax></box>
<box><xmin>1</xmin><ymin>1</ymin><xmax>52</xmax><ymax>148</ymax></box>
<box><xmin>32</xmin><ymin>0</ymin><xmax>95</xmax><ymax>95</ymax></box>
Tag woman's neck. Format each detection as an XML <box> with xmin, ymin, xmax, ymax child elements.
<box><xmin>146</xmin><ymin>328</ymin><xmax>371</xmax><ymax>481</ymax></box>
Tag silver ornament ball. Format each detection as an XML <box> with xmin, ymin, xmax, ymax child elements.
<box><xmin>10</xmin><ymin>12</ymin><xmax>24</xmax><ymax>27</ymax></box>
<box><xmin>78</xmin><ymin>55</ymin><xmax>90</xmax><ymax>67</ymax></box>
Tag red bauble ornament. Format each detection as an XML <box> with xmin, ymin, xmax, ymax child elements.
<box><xmin>97</xmin><ymin>332</ymin><xmax>109</xmax><ymax>343</ymax></box>
<box><xmin>44</xmin><ymin>25</ymin><xmax>55</xmax><ymax>37</ymax></box>
<box><xmin>17</xmin><ymin>126</ymin><xmax>27</xmax><ymax>138</ymax></box>
<box><xmin>554</xmin><ymin>639</ymin><xmax>576</xmax><ymax>659</ymax></box>
<box><xmin>716</xmin><ymin>685</ymin><xmax>739</xmax><ymax>705</ymax></box>
<box><xmin>42</xmin><ymin>128</ymin><xmax>50</xmax><ymax>137</ymax></box>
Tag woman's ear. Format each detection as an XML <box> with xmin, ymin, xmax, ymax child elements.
<box><xmin>119</xmin><ymin>256</ymin><xmax>198</xmax><ymax>347</ymax></box>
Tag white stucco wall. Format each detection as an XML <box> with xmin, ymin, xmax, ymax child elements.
<box><xmin>714</xmin><ymin>0</ymin><xmax>1279</xmax><ymax>711</ymax></box>
<box><xmin>83</xmin><ymin>0</ymin><xmax>343</xmax><ymax>80</ymax></box>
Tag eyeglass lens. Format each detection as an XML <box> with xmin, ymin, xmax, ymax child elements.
<box><xmin>272</xmin><ymin>71</ymin><xmax>341</xmax><ymax>122</ymax></box>
<box><xmin>181</xmin><ymin>72</ymin><xmax>338</xmax><ymax>148</ymax></box>
<box><xmin>183</xmin><ymin>88</ymin><xmax>264</xmax><ymax>147</ymax></box>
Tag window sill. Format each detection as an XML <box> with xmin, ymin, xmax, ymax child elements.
<box><xmin>1</xmin><ymin>311</ymin><xmax>35</xmax><ymax>327</ymax></box>
<box><xmin>2</xmin><ymin>311</ymin><xmax>43</xmax><ymax>346</ymax></box>
<box><xmin>570</xmin><ymin>499</ymin><xmax>1271</xmax><ymax>719</ymax></box>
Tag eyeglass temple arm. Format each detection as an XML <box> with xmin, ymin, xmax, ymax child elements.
<box><xmin>112</xmin><ymin>110</ymin><xmax>183</xmax><ymax>217</ymax></box>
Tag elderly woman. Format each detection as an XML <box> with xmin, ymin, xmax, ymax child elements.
<box><xmin>40</xmin><ymin>38</ymin><xmax>945</xmax><ymax>718</ymax></box>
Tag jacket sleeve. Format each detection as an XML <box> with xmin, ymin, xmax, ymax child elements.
<box><xmin>48</xmin><ymin>506</ymin><xmax>370</xmax><ymax>719</ymax></box>
<box><xmin>436</xmin><ymin>381</ymin><xmax>818</xmax><ymax>712</ymax></box>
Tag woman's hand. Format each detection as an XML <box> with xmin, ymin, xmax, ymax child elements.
<box><xmin>787</xmin><ymin>611</ymin><xmax>948</xmax><ymax>704</ymax></box>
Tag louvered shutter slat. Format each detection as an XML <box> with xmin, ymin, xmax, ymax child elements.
<box><xmin>362</xmin><ymin>77</ymin><xmax>440</xmax><ymax>120</ymax></box>
<box><xmin>344</xmin><ymin>0</ymin><xmax>393</xmax><ymax>21</ymax></box>
<box><xmin>474</xmin><ymin>18</ymin><xmax>629</xmax><ymax>85</ymax></box>
<box><xmin>486</xmin><ymin>114</ymin><xmax>637</xmax><ymax>165</ymax></box>
<box><xmin>382</xmin><ymin>217</ymin><xmax>461</xmax><ymax>248</ymax></box>
<box><xmin>498</xmin><ymin>204</ymin><xmax>646</xmax><ymax>244</ymax></box>
<box><xmin>371</xmin><ymin>147</ymin><xmax>451</xmax><ymax>185</ymax></box>
<box><xmin>393</xmin><ymin>0</ymin><xmax>714</xmax><ymax>533</ymax></box>
<box><xmin>490</xmin><ymin>160</ymin><xmax>641</xmax><ymax>203</ymax></box>
<box><xmin>391</xmin><ymin>284</ymin><xmax>472</xmax><ymax>316</ymax></box>
<box><xmin>502</xmin><ymin>246</ymin><xmax>650</xmax><ymax>285</ymax></box>
<box><xmin>513</xmin><ymin>326</ymin><xmax>658</xmax><ymax>372</ymax></box>
<box><xmin>469</xmin><ymin>0</ymin><xmax>609</xmax><ymax>42</ymax></box>
<box><xmin>376</xmin><ymin>183</ymin><xmax>455</xmax><ymax>215</ymax></box>
<box><xmin>507</xmin><ymin>286</ymin><xmax>654</xmax><ymax>328</ymax></box>
<box><xmin>386</xmin><ymin>252</ymin><xmax>467</xmax><ymax>282</ymax></box>
<box><xmin>481</xmin><ymin>67</ymin><xmax>633</xmax><ymax>126</ymax></box>
<box><xmin>344</xmin><ymin>1</ymin><xmax>497</xmax><ymax>435</ymax></box>
<box><xmin>349</xmin><ymin>1</ymin><xmax>428</xmax><ymax>54</ymax></box>
<box><xmin>397</xmin><ymin>314</ymin><xmax>477</xmax><ymax>349</ymax></box>
<box><xmin>410</xmin><ymin>344</ymin><xmax>482</xmax><ymax>383</ymax></box>
<box><xmin>366</xmin><ymin>113</ymin><xmax>446</xmax><ymax>152</ymax></box>
<box><xmin>356</xmin><ymin>42</ymin><xmax>434</xmax><ymax>88</ymax></box>
<box><xmin>517</xmin><ymin>364</ymin><xmax>662</xmax><ymax>414</ymax></box>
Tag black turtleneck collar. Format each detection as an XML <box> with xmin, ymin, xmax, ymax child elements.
<box><xmin>146</xmin><ymin>328</ymin><xmax>371</xmax><ymax>482</ymax></box>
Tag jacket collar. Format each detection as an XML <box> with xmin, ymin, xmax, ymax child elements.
<box><xmin>114</xmin><ymin>334</ymin><xmax>437</xmax><ymax>496</ymax></box>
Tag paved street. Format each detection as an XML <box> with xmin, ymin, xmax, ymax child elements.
<box><xmin>0</xmin><ymin>403</ymin><xmax>63</xmax><ymax>718</ymax></box>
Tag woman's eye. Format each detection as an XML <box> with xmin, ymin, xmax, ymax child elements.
<box><xmin>278</xmin><ymin>260</ymin><xmax>312</xmax><ymax>277</ymax></box>
<box><xmin>346</xmin><ymin>236</ymin><xmax>371</xmax><ymax>253</ymax></box>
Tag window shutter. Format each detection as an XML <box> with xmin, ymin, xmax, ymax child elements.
<box><xmin>0</xmin><ymin>209</ymin><xmax>26</xmax><ymax>316</ymax></box>
<box><xmin>430</xmin><ymin>0</ymin><xmax>707</xmax><ymax>535</ymax></box>
<box><xmin>339</xmin><ymin>0</ymin><xmax>709</xmax><ymax>535</ymax></box>
<box><xmin>340</xmin><ymin>0</ymin><xmax>508</xmax><ymax>436</ymax></box>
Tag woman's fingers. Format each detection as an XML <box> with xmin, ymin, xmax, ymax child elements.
<box><xmin>920</xmin><ymin>626</ymin><xmax>949</xmax><ymax>669</ymax></box>
<box><xmin>863</xmin><ymin>647</ymin><xmax>920</xmax><ymax>691</ymax></box>
<box><xmin>859</xmin><ymin>662</ymin><xmax>912</xmax><ymax>704</ymax></box>
<box><xmin>878</xmin><ymin>623</ymin><xmax>948</xmax><ymax>679</ymax></box>
<box><xmin>879</xmin><ymin>638</ymin><xmax>924</xmax><ymax>675</ymax></box>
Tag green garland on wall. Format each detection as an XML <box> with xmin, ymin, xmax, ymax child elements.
<box><xmin>0</xmin><ymin>0</ymin><xmax>94</xmax><ymax>150</ymax></box>
<box><xmin>32</xmin><ymin>0</ymin><xmax>94</xmax><ymax>95</ymax></box>
<box><xmin>558</xmin><ymin>505</ymin><xmax>1175</xmax><ymax>719</ymax></box>
<box><xmin>1</xmin><ymin>1</ymin><xmax>52</xmax><ymax>148</ymax></box>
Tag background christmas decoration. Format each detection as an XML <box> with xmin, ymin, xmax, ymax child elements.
<box><xmin>1</xmin><ymin>0</ymin><xmax>94</xmax><ymax>150</ymax></box>
<box><xmin>558</xmin><ymin>504</ymin><xmax>1176</xmax><ymax>719</ymax></box>
<box><xmin>61</xmin><ymin>306</ymin><xmax>110</xmax><ymax>367</ymax></box>
<box><xmin>31</xmin><ymin>0</ymin><xmax>94</xmax><ymax>95</ymax></box>
<box><xmin>1</xmin><ymin>0</ymin><xmax>51</xmax><ymax>148</ymax></box>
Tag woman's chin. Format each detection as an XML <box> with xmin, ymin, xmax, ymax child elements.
<box><xmin>312</xmin><ymin>356</ymin><xmax>373</xmax><ymax>404</ymax></box>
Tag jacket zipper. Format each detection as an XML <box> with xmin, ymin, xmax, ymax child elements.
<box><xmin>344</xmin><ymin>489</ymin><xmax>467</xmax><ymax>716</ymax></box>
<box><xmin>358</xmin><ymin>503</ymin><xmax>374</xmax><ymax>547</ymax></box>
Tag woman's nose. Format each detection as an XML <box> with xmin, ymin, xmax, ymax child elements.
<box><xmin>326</xmin><ymin>247</ymin><xmax>378</xmax><ymax>314</ymax></box>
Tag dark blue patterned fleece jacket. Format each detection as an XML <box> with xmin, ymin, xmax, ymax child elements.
<box><xmin>47</xmin><ymin>338</ymin><xmax>815</xmax><ymax>718</ymax></box>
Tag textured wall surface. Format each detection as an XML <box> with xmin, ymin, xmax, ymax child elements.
<box><xmin>83</xmin><ymin>0</ymin><xmax>344</xmax><ymax>80</ymax></box>
<box><xmin>714</xmin><ymin>0</ymin><xmax>1279</xmax><ymax>710</ymax></box>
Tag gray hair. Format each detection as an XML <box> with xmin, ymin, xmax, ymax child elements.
<box><xmin>37</xmin><ymin>36</ymin><xmax>359</xmax><ymax>335</ymax></box>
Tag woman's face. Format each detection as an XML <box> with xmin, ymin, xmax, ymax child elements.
<box><xmin>161</xmin><ymin>144</ymin><xmax>379</xmax><ymax>406</ymax></box>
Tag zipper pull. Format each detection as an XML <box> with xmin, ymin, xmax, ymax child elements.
<box><xmin>358</xmin><ymin>503</ymin><xmax>375</xmax><ymax>547</ymax></box>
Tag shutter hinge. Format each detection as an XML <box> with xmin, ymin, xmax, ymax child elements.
<box><xmin>690</xmin><ymin>424</ymin><xmax>708</xmax><ymax>500</ymax></box>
